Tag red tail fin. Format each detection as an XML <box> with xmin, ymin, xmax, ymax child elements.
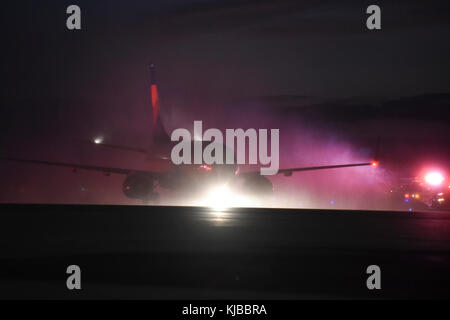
<box><xmin>150</xmin><ymin>64</ymin><xmax>159</xmax><ymax>127</ymax></box>
<box><xmin>149</xmin><ymin>64</ymin><xmax>170</xmax><ymax>145</ymax></box>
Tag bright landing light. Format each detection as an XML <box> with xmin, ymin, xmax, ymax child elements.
<box><xmin>204</xmin><ymin>185</ymin><xmax>235</xmax><ymax>211</ymax></box>
<box><xmin>425</xmin><ymin>172</ymin><xmax>445</xmax><ymax>186</ymax></box>
<box><xmin>202</xmin><ymin>185</ymin><xmax>255</xmax><ymax>211</ymax></box>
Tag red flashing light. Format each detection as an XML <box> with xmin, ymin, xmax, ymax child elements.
<box><xmin>404</xmin><ymin>193</ymin><xmax>410</xmax><ymax>198</ymax></box>
<box><xmin>371</xmin><ymin>161</ymin><xmax>378</xmax><ymax>167</ymax></box>
<box><xmin>424</xmin><ymin>171</ymin><xmax>444</xmax><ymax>186</ymax></box>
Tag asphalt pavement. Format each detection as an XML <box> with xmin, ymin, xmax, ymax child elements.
<box><xmin>0</xmin><ymin>204</ymin><xmax>449</xmax><ymax>299</ymax></box>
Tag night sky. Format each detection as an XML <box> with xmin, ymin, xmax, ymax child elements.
<box><xmin>1</xmin><ymin>0</ymin><xmax>449</xmax><ymax>206</ymax></box>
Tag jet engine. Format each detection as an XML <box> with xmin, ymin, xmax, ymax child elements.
<box><xmin>122</xmin><ymin>173</ymin><xmax>158</xmax><ymax>202</ymax></box>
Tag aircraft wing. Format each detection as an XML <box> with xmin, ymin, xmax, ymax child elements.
<box><xmin>240</xmin><ymin>161</ymin><xmax>377</xmax><ymax>176</ymax></box>
<box><xmin>80</xmin><ymin>139</ymin><xmax>148</xmax><ymax>154</ymax></box>
<box><xmin>0</xmin><ymin>157</ymin><xmax>158</xmax><ymax>176</ymax></box>
<box><xmin>277</xmin><ymin>162</ymin><xmax>376</xmax><ymax>176</ymax></box>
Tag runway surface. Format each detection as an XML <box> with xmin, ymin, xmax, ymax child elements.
<box><xmin>0</xmin><ymin>204</ymin><xmax>449</xmax><ymax>299</ymax></box>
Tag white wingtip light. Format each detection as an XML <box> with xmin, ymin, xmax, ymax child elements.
<box><xmin>93</xmin><ymin>137</ymin><xmax>104</xmax><ymax>144</ymax></box>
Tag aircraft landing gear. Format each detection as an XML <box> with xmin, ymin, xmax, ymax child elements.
<box><xmin>142</xmin><ymin>192</ymin><xmax>160</xmax><ymax>205</ymax></box>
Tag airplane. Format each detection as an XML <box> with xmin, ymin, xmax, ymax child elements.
<box><xmin>1</xmin><ymin>64</ymin><xmax>378</xmax><ymax>205</ymax></box>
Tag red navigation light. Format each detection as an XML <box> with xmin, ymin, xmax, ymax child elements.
<box><xmin>371</xmin><ymin>161</ymin><xmax>378</xmax><ymax>167</ymax></box>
